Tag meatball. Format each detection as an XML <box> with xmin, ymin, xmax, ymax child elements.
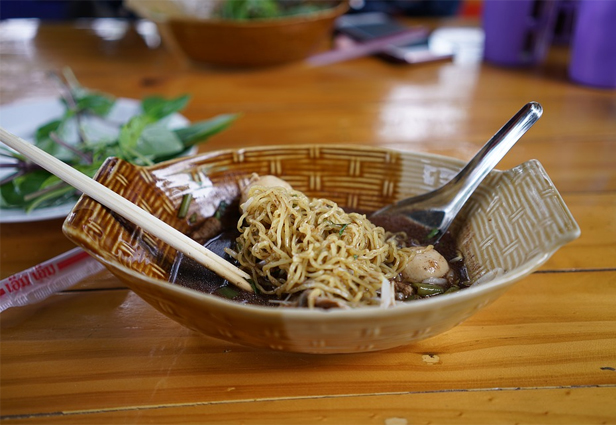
<box><xmin>402</xmin><ymin>247</ymin><xmax>450</xmax><ymax>282</ymax></box>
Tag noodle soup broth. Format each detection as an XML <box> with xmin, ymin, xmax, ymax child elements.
<box><xmin>171</xmin><ymin>196</ymin><xmax>471</xmax><ymax>309</ymax></box>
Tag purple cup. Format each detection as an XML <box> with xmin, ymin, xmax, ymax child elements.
<box><xmin>569</xmin><ymin>0</ymin><xmax>616</xmax><ymax>89</ymax></box>
<box><xmin>483</xmin><ymin>0</ymin><xmax>559</xmax><ymax>66</ymax></box>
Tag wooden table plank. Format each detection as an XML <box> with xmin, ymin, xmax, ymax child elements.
<box><xmin>0</xmin><ymin>219</ymin><xmax>75</xmax><ymax>279</ymax></box>
<box><xmin>540</xmin><ymin>192</ymin><xmax>616</xmax><ymax>271</ymax></box>
<box><xmin>1</xmin><ymin>18</ymin><xmax>615</xmax><ymax>424</ymax></box>
<box><xmin>2</xmin><ymin>272</ymin><xmax>615</xmax><ymax>417</ymax></box>
<box><xmin>3</xmin><ymin>386</ymin><xmax>615</xmax><ymax>425</ymax></box>
<box><xmin>10</xmin><ymin>60</ymin><xmax>615</xmax><ymax>166</ymax></box>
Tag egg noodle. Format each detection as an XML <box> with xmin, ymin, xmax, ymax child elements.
<box><xmin>226</xmin><ymin>184</ymin><xmax>421</xmax><ymax>308</ymax></box>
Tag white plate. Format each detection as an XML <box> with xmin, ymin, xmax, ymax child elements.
<box><xmin>0</xmin><ymin>97</ymin><xmax>190</xmax><ymax>223</ymax></box>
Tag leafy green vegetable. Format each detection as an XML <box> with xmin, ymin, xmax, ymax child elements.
<box><xmin>173</xmin><ymin>114</ymin><xmax>239</xmax><ymax>148</ymax></box>
<box><xmin>217</xmin><ymin>0</ymin><xmax>281</xmax><ymax>20</ymax></box>
<box><xmin>35</xmin><ymin>120</ymin><xmax>63</xmax><ymax>155</ymax></box>
<box><xmin>74</xmin><ymin>93</ymin><xmax>115</xmax><ymax>117</ymax></box>
<box><xmin>214</xmin><ymin>200</ymin><xmax>229</xmax><ymax>220</ymax></box>
<box><xmin>412</xmin><ymin>282</ymin><xmax>445</xmax><ymax>297</ymax></box>
<box><xmin>4</xmin><ymin>170</ymin><xmax>52</xmax><ymax>206</ymax></box>
<box><xmin>216</xmin><ymin>285</ymin><xmax>239</xmax><ymax>299</ymax></box>
<box><xmin>215</xmin><ymin>0</ymin><xmax>334</xmax><ymax>20</ymax></box>
<box><xmin>177</xmin><ymin>193</ymin><xmax>193</xmax><ymax>219</ymax></box>
<box><xmin>138</xmin><ymin>126</ymin><xmax>184</xmax><ymax>159</ymax></box>
<box><xmin>0</xmin><ymin>69</ymin><xmax>239</xmax><ymax>213</ymax></box>
<box><xmin>248</xmin><ymin>279</ymin><xmax>260</xmax><ymax>295</ymax></box>
<box><xmin>142</xmin><ymin>95</ymin><xmax>190</xmax><ymax>121</ymax></box>
<box><xmin>323</xmin><ymin>220</ymin><xmax>351</xmax><ymax>236</ymax></box>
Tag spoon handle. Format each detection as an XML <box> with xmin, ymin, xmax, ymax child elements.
<box><xmin>441</xmin><ymin>101</ymin><xmax>543</xmax><ymax>217</ymax></box>
<box><xmin>0</xmin><ymin>127</ymin><xmax>252</xmax><ymax>291</ymax></box>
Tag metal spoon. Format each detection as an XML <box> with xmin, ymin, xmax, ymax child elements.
<box><xmin>370</xmin><ymin>101</ymin><xmax>543</xmax><ymax>243</ymax></box>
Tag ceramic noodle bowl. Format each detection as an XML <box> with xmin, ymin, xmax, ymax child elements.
<box><xmin>62</xmin><ymin>145</ymin><xmax>580</xmax><ymax>354</ymax></box>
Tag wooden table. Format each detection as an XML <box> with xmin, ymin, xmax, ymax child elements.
<box><xmin>1</xmin><ymin>18</ymin><xmax>615</xmax><ymax>424</ymax></box>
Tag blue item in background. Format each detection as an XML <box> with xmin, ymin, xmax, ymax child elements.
<box><xmin>348</xmin><ymin>0</ymin><xmax>462</xmax><ymax>16</ymax></box>
<box><xmin>0</xmin><ymin>0</ymin><xmax>129</xmax><ymax>20</ymax></box>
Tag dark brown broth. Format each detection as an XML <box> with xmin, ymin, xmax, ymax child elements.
<box><xmin>367</xmin><ymin>212</ymin><xmax>468</xmax><ymax>286</ymax></box>
<box><xmin>170</xmin><ymin>207</ymin><xmax>469</xmax><ymax>306</ymax></box>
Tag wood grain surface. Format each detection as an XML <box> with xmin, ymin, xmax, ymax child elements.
<box><xmin>1</xmin><ymin>17</ymin><xmax>615</xmax><ymax>424</ymax></box>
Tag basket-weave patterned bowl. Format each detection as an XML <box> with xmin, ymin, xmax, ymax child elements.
<box><xmin>63</xmin><ymin>145</ymin><xmax>580</xmax><ymax>354</ymax></box>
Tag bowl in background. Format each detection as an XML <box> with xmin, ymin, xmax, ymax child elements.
<box><xmin>127</xmin><ymin>0</ymin><xmax>349</xmax><ymax>67</ymax></box>
<box><xmin>62</xmin><ymin>145</ymin><xmax>580</xmax><ymax>354</ymax></box>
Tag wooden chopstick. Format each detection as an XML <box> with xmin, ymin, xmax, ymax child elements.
<box><xmin>0</xmin><ymin>127</ymin><xmax>253</xmax><ymax>292</ymax></box>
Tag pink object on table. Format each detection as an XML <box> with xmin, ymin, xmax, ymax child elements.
<box><xmin>307</xmin><ymin>27</ymin><xmax>429</xmax><ymax>66</ymax></box>
<box><xmin>0</xmin><ymin>247</ymin><xmax>105</xmax><ymax>311</ymax></box>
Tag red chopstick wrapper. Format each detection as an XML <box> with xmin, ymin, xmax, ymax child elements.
<box><xmin>0</xmin><ymin>247</ymin><xmax>105</xmax><ymax>311</ymax></box>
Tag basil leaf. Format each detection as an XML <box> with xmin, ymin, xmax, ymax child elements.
<box><xmin>118</xmin><ymin>114</ymin><xmax>151</xmax><ymax>151</ymax></box>
<box><xmin>74</xmin><ymin>163</ymin><xmax>104</xmax><ymax>178</ymax></box>
<box><xmin>34</xmin><ymin>121</ymin><xmax>80</xmax><ymax>163</ymax></box>
<box><xmin>1</xmin><ymin>170</ymin><xmax>51</xmax><ymax>207</ymax></box>
<box><xmin>35</xmin><ymin>119</ymin><xmax>63</xmax><ymax>148</ymax></box>
<box><xmin>24</xmin><ymin>184</ymin><xmax>74</xmax><ymax>212</ymax></box>
<box><xmin>75</xmin><ymin>93</ymin><xmax>116</xmax><ymax>117</ymax></box>
<box><xmin>39</xmin><ymin>174</ymin><xmax>62</xmax><ymax>190</ymax></box>
<box><xmin>174</xmin><ymin>114</ymin><xmax>239</xmax><ymax>148</ymax></box>
<box><xmin>141</xmin><ymin>95</ymin><xmax>190</xmax><ymax>121</ymax></box>
<box><xmin>15</xmin><ymin>170</ymin><xmax>53</xmax><ymax>197</ymax></box>
<box><xmin>34</xmin><ymin>119</ymin><xmax>63</xmax><ymax>151</ymax></box>
<box><xmin>137</xmin><ymin>125</ymin><xmax>185</xmax><ymax>158</ymax></box>
<box><xmin>1</xmin><ymin>179</ymin><xmax>23</xmax><ymax>207</ymax></box>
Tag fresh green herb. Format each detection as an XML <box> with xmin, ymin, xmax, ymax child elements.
<box><xmin>141</xmin><ymin>95</ymin><xmax>190</xmax><ymax>120</ymax></box>
<box><xmin>427</xmin><ymin>228</ymin><xmax>440</xmax><ymax>239</ymax></box>
<box><xmin>214</xmin><ymin>200</ymin><xmax>228</xmax><ymax>220</ymax></box>
<box><xmin>215</xmin><ymin>0</ymin><xmax>333</xmax><ymax>20</ymax></box>
<box><xmin>189</xmin><ymin>212</ymin><xmax>198</xmax><ymax>224</ymax></box>
<box><xmin>177</xmin><ymin>193</ymin><xmax>193</xmax><ymax>219</ymax></box>
<box><xmin>0</xmin><ymin>69</ymin><xmax>239</xmax><ymax>213</ymax></box>
<box><xmin>172</xmin><ymin>114</ymin><xmax>237</xmax><ymax>150</ymax></box>
<box><xmin>248</xmin><ymin>278</ymin><xmax>260</xmax><ymax>295</ymax></box>
<box><xmin>216</xmin><ymin>286</ymin><xmax>239</xmax><ymax>299</ymax></box>
<box><xmin>323</xmin><ymin>220</ymin><xmax>351</xmax><ymax>236</ymax></box>
<box><xmin>412</xmin><ymin>282</ymin><xmax>445</xmax><ymax>297</ymax></box>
